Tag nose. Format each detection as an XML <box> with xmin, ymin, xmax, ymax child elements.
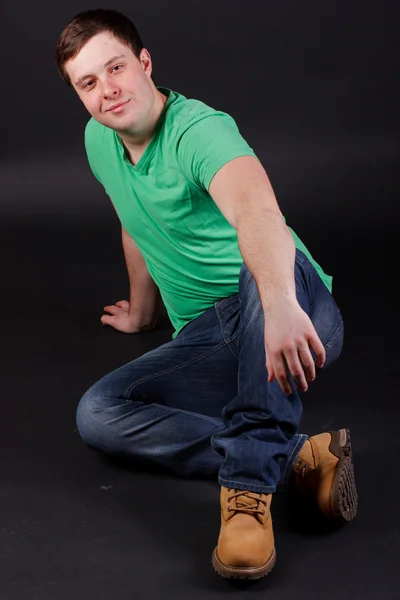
<box><xmin>102</xmin><ymin>77</ymin><xmax>119</xmax><ymax>98</ymax></box>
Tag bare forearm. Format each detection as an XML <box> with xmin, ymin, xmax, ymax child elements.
<box><xmin>237</xmin><ymin>207</ymin><xmax>297</xmax><ymax>313</ymax></box>
<box><xmin>122</xmin><ymin>227</ymin><xmax>161</xmax><ymax>329</ymax></box>
<box><xmin>126</xmin><ymin>272</ymin><xmax>161</xmax><ymax>328</ymax></box>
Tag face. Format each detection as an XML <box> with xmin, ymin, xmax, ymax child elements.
<box><xmin>65</xmin><ymin>32</ymin><xmax>156</xmax><ymax>132</ymax></box>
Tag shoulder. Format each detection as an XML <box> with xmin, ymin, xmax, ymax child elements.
<box><xmin>165</xmin><ymin>90</ymin><xmax>238</xmax><ymax>136</ymax></box>
<box><xmin>83</xmin><ymin>118</ymin><xmax>117</xmax><ymax>184</ymax></box>
<box><xmin>84</xmin><ymin>118</ymin><xmax>116</xmax><ymax>174</ymax></box>
<box><xmin>84</xmin><ymin>117</ymin><xmax>110</xmax><ymax>148</ymax></box>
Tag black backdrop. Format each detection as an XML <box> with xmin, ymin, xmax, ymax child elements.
<box><xmin>1</xmin><ymin>2</ymin><xmax>399</xmax><ymax>599</ymax></box>
<box><xmin>1</xmin><ymin>0</ymin><xmax>399</xmax><ymax>228</ymax></box>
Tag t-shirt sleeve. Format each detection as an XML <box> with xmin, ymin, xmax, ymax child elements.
<box><xmin>176</xmin><ymin>111</ymin><xmax>257</xmax><ymax>190</ymax></box>
<box><xmin>84</xmin><ymin>119</ymin><xmax>103</xmax><ymax>185</ymax></box>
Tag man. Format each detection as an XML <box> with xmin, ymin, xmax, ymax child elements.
<box><xmin>56</xmin><ymin>8</ymin><xmax>357</xmax><ymax>580</ymax></box>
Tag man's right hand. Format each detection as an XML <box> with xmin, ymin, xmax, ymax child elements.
<box><xmin>101</xmin><ymin>300</ymin><xmax>156</xmax><ymax>333</ymax></box>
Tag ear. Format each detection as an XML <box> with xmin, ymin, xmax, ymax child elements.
<box><xmin>139</xmin><ymin>48</ymin><xmax>152</xmax><ymax>77</ymax></box>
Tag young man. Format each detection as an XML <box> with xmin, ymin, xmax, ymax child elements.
<box><xmin>56</xmin><ymin>9</ymin><xmax>357</xmax><ymax>580</ymax></box>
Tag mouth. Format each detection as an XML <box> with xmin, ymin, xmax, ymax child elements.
<box><xmin>107</xmin><ymin>99</ymin><xmax>130</xmax><ymax>112</ymax></box>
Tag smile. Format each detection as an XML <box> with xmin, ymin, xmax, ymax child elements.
<box><xmin>107</xmin><ymin>100</ymin><xmax>130</xmax><ymax>112</ymax></box>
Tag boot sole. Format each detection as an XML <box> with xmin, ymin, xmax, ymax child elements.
<box><xmin>328</xmin><ymin>428</ymin><xmax>358</xmax><ymax>522</ymax></box>
<box><xmin>212</xmin><ymin>546</ymin><xmax>276</xmax><ymax>580</ymax></box>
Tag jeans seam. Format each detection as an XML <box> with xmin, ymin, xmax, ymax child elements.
<box><xmin>88</xmin><ymin>398</ymin><xmax>224</xmax><ymax>428</ymax></box>
<box><xmin>324</xmin><ymin>318</ymin><xmax>343</xmax><ymax>350</ymax></box>
<box><xmin>281</xmin><ymin>434</ymin><xmax>308</xmax><ymax>484</ymax></box>
<box><xmin>125</xmin><ymin>339</ymin><xmax>230</xmax><ymax>398</ymax></box>
<box><xmin>215</xmin><ymin>297</ymin><xmax>241</xmax><ymax>358</ymax></box>
<box><xmin>225</xmin><ymin>329</ymin><xmax>241</xmax><ymax>360</ymax></box>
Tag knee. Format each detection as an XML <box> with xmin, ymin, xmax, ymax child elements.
<box><xmin>76</xmin><ymin>386</ymin><xmax>105</xmax><ymax>449</ymax></box>
<box><xmin>320</xmin><ymin>319</ymin><xmax>344</xmax><ymax>373</ymax></box>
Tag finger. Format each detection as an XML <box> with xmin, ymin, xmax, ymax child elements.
<box><xmin>284</xmin><ymin>347</ymin><xmax>308</xmax><ymax>392</ymax></box>
<box><xmin>310</xmin><ymin>334</ymin><xmax>326</xmax><ymax>368</ymax></box>
<box><xmin>266</xmin><ymin>359</ymin><xmax>275</xmax><ymax>383</ymax></box>
<box><xmin>100</xmin><ymin>315</ymin><xmax>116</xmax><ymax>326</ymax></box>
<box><xmin>298</xmin><ymin>344</ymin><xmax>316</xmax><ymax>383</ymax></box>
<box><xmin>115</xmin><ymin>300</ymin><xmax>129</xmax><ymax>309</ymax></box>
<box><xmin>267</xmin><ymin>370</ymin><xmax>275</xmax><ymax>384</ymax></box>
<box><xmin>273</xmin><ymin>352</ymin><xmax>294</xmax><ymax>395</ymax></box>
<box><xmin>103</xmin><ymin>305</ymin><xmax>120</xmax><ymax>315</ymax></box>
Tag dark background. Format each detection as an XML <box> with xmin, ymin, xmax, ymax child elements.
<box><xmin>1</xmin><ymin>1</ymin><xmax>399</xmax><ymax>599</ymax></box>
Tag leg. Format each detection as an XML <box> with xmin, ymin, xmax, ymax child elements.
<box><xmin>76</xmin><ymin>297</ymin><xmax>239</xmax><ymax>478</ymax></box>
<box><xmin>77</xmin><ymin>290</ymin><xmax>308</xmax><ymax>482</ymax></box>
<box><xmin>211</xmin><ymin>249</ymin><xmax>345</xmax><ymax>493</ymax></box>
<box><xmin>212</xmin><ymin>249</ymin><xmax>351</xmax><ymax>579</ymax></box>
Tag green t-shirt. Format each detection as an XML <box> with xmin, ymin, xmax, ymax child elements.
<box><xmin>85</xmin><ymin>86</ymin><xmax>333</xmax><ymax>338</ymax></box>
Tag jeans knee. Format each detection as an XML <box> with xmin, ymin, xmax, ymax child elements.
<box><xmin>76</xmin><ymin>389</ymin><xmax>103</xmax><ymax>448</ymax></box>
<box><xmin>320</xmin><ymin>319</ymin><xmax>344</xmax><ymax>372</ymax></box>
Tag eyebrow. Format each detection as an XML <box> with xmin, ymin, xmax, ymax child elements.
<box><xmin>75</xmin><ymin>54</ymin><xmax>126</xmax><ymax>86</ymax></box>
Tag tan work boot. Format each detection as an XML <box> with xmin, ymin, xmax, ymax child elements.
<box><xmin>212</xmin><ymin>486</ymin><xmax>276</xmax><ymax>579</ymax></box>
<box><xmin>292</xmin><ymin>428</ymin><xmax>358</xmax><ymax>521</ymax></box>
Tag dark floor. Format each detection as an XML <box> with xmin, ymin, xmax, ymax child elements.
<box><xmin>1</xmin><ymin>215</ymin><xmax>399</xmax><ymax>600</ymax></box>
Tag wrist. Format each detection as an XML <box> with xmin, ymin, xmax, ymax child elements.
<box><xmin>260</xmin><ymin>290</ymin><xmax>297</xmax><ymax>315</ymax></box>
<box><xmin>128</xmin><ymin>311</ymin><xmax>157</xmax><ymax>332</ymax></box>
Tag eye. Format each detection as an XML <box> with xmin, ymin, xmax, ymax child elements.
<box><xmin>82</xmin><ymin>80</ymin><xmax>94</xmax><ymax>90</ymax></box>
<box><xmin>112</xmin><ymin>65</ymin><xmax>123</xmax><ymax>73</ymax></box>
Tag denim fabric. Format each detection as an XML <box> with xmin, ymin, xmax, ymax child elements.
<box><xmin>76</xmin><ymin>249</ymin><xmax>344</xmax><ymax>493</ymax></box>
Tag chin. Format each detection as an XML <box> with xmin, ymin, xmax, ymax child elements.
<box><xmin>110</xmin><ymin>116</ymin><xmax>138</xmax><ymax>133</ymax></box>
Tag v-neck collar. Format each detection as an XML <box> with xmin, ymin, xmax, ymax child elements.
<box><xmin>114</xmin><ymin>87</ymin><xmax>175</xmax><ymax>172</ymax></box>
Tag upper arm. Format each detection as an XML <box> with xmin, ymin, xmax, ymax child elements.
<box><xmin>176</xmin><ymin>111</ymin><xmax>257</xmax><ymax>191</ymax></box>
<box><xmin>175</xmin><ymin>111</ymin><xmax>280</xmax><ymax>228</ymax></box>
<box><xmin>208</xmin><ymin>155</ymin><xmax>282</xmax><ymax>229</ymax></box>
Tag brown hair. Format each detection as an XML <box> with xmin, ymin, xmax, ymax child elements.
<box><xmin>55</xmin><ymin>9</ymin><xmax>144</xmax><ymax>87</ymax></box>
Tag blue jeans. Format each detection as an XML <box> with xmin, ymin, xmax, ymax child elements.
<box><xmin>76</xmin><ymin>249</ymin><xmax>344</xmax><ymax>494</ymax></box>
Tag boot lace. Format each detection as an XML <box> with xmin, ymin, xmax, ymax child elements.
<box><xmin>227</xmin><ymin>489</ymin><xmax>267</xmax><ymax>516</ymax></box>
<box><xmin>296</xmin><ymin>460</ymin><xmax>310</xmax><ymax>478</ymax></box>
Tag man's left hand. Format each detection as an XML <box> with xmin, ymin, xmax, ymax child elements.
<box><xmin>264</xmin><ymin>299</ymin><xmax>326</xmax><ymax>395</ymax></box>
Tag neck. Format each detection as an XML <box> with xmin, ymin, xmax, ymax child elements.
<box><xmin>118</xmin><ymin>88</ymin><xmax>168</xmax><ymax>165</ymax></box>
